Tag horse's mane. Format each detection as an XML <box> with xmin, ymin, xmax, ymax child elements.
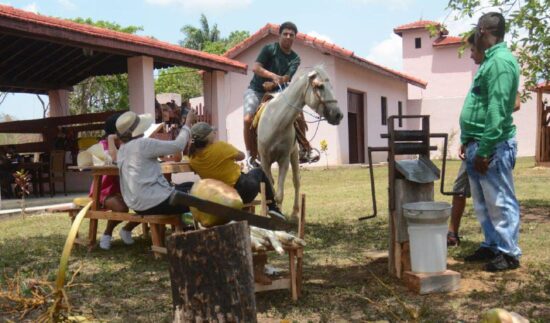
<box><xmin>291</xmin><ymin>64</ymin><xmax>327</xmax><ymax>83</ymax></box>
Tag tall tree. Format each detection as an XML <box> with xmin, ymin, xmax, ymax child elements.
<box><xmin>180</xmin><ymin>14</ymin><xmax>221</xmax><ymax>51</ymax></box>
<box><xmin>155</xmin><ymin>67</ymin><xmax>203</xmax><ymax>101</ymax></box>
<box><xmin>446</xmin><ymin>0</ymin><xmax>549</xmax><ymax>92</ymax></box>
<box><xmin>68</xmin><ymin>18</ymin><xmax>143</xmax><ymax>114</ymax></box>
<box><xmin>36</xmin><ymin>95</ymin><xmax>49</xmax><ymax>118</ymax></box>
<box><xmin>159</xmin><ymin>15</ymin><xmax>250</xmax><ymax>100</ymax></box>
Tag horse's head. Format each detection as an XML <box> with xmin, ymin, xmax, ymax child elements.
<box><xmin>304</xmin><ymin>66</ymin><xmax>343</xmax><ymax>125</ymax></box>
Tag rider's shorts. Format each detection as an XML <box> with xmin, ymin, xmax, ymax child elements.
<box><xmin>243</xmin><ymin>88</ymin><xmax>264</xmax><ymax>117</ymax></box>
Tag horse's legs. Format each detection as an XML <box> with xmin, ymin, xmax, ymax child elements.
<box><xmin>276</xmin><ymin>157</ymin><xmax>290</xmax><ymax>208</ymax></box>
<box><xmin>290</xmin><ymin>146</ymin><xmax>300</xmax><ymax>220</ymax></box>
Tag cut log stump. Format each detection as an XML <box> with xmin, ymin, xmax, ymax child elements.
<box><xmin>167</xmin><ymin>221</ymin><xmax>257</xmax><ymax>323</ymax></box>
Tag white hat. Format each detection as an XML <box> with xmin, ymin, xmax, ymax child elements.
<box><xmin>116</xmin><ymin>111</ymin><xmax>154</xmax><ymax>139</ymax></box>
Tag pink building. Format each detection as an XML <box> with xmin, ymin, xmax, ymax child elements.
<box><xmin>221</xmin><ymin>24</ymin><xmax>426</xmax><ymax>165</ymax></box>
<box><xmin>395</xmin><ymin>20</ymin><xmax>540</xmax><ymax>158</ymax></box>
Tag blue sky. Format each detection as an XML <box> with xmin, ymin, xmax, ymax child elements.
<box><xmin>0</xmin><ymin>0</ymin><xmax>477</xmax><ymax>120</ymax></box>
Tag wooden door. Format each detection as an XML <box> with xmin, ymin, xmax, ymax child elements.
<box><xmin>347</xmin><ymin>90</ymin><xmax>365</xmax><ymax>164</ymax></box>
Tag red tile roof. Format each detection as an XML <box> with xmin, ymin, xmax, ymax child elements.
<box><xmin>393</xmin><ymin>20</ymin><xmax>441</xmax><ymax>35</ymax></box>
<box><xmin>225</xmin><ymin>24</ymin><xmax>427</xmax><ymax>89</ymax></box>
<box><xmin>394</xmin><ymin>19</ymin><xmax>464</xmax><ymax>48</ymax></box>
<box><xmin>535</xmin><ymin>81</ymin><xmax>550</xmax><ymax>92</ymax></box>
<box><xmin>0</xmin><ymin>4</ymin><xmax>246</xmax><ymax>74</ymax></box>
<box><xmin>432</xmin><ymin>36</ymin><xmax>464</xmax><ymax>47</ymax></box>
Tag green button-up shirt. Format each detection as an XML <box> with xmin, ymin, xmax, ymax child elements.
<box><xmin>459</xmin><ymin>42</ymin><xmax>519</xmax><ymax>158</ymax></box>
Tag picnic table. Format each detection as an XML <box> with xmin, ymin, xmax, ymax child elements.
<box><xmin>68</xmin><ymin>161</ymin><xmax>193</xmax><ymax>257</ymax></box>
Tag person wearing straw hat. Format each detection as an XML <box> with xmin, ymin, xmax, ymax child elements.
<box><xmin>115</xmin><ymin>109</ymin><xmax>196</xmax><ymax>218</ymax></box>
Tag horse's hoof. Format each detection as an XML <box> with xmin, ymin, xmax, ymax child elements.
<box><xmin>290</xmin><ymin>211</ymin><xmax>299</xmax><ymax>221</ymax></box>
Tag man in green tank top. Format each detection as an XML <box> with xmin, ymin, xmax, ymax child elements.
<box><xmin>243</xmin><ymin>22</ymin><xmax>316</xmax><ymax>167</ymax></box>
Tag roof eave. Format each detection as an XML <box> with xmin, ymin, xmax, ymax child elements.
<box><xmin>0</xmin><ymin>8</ymin><xmax>247</xmax><ymax>75</ymax></box>
<box><xmin>225</xmin><ymin>23</ymin><xmax>427</xmax><ymax>88</ymax></box>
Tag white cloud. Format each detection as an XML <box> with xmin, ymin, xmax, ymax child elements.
<box><xmin>307</xmin><ymin>31</ymin><xmax>333</xmax><ymax>43</ymax></box>
<box><xmin>58</xmin><ymin>0</ymin><xmax>76</xmax><ymax>10</ymax></box>
<box><xmin>346</xmin><ymin>0</ymin><xmax>413</xmax><ymax>11</ymax></box>
<box><xmin>145</xmin><ymin>0</ymin><xmax>252</xmax><ymax>11</ymax></box>
<box><xmin>365</xmin><ymin>33</ymin><xmax>403</xmax><ymax>70</ymax></box>
<box><xmin>22</xmin><ymin>2</ymin><xmax>38</xmax><ymax>13</ymax></box>
<box><xmin>440</xmin><ymin>0</ymin><xmax>516</xmax><ymax>35</ymax></box>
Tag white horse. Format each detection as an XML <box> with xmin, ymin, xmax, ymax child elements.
<box><xmin>257</xmin><ymin>65</ymin><xmax>343</xmax><ymax>219</ymax></box>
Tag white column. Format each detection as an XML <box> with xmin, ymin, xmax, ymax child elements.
<box><xmin>127</xmin><ymin>56</ymin><xmax>155</xmax><ymax>115</ymax></box>
<box><xmin>202</xmin><ymin>70</ymin><xmax>227</xmax><ymax>141</ymax></box>
<box><xmin>48</xmin><ymin>89</ymin><xmax>70</xmax><ymax>117</ymax></box>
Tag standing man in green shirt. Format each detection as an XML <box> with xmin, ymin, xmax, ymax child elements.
<box><xmin>460</xmin><ymin>12</ymin><xmax>521</xmax><ymax>271</ymax></box>
<box><xmin>243</xmin><ymin>22</ymin><xmax>315</xmax><ymax>168</ymax></box>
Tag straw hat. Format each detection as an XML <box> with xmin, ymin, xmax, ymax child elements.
<box><xmin>116</xmin><ymin>111</ymin><xmax>154</xmax><ymax>139</ymax></box>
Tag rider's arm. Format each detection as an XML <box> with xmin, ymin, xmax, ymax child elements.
<box><xmin>253</xmin><ymin>62</ymin><xmax>285</xmax><ymax>85</ymax></box>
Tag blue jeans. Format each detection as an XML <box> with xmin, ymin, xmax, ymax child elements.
<box><xmin>465</xmin><ymin>138</ymin><xmax>521</xmax><ymax>258</ymax></box>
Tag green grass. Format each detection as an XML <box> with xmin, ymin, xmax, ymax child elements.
<box><xmin>1</xmin><ymin>157</ymin><xmax>549</xmax><ymax>322</ymax></box>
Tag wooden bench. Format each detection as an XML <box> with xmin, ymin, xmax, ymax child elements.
<box><xmin>253</xmin><ymin>193</ymin><xmax>306</xmax><ymax>301</ymax></box>
<box><xmin>83</xmin><ymin>210</ymin><xmax>186</xmax><ymax>258</ymax></box>
<box><xmin>241</xmin><ymin>183</ymin><xmax>306</xmax><ymax>300</ymax></box>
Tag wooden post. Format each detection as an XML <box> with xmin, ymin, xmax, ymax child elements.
<box><xmin>167</xmin><ymin>221</ymin><xmax>257</xmax><ymax>323</ymax></box>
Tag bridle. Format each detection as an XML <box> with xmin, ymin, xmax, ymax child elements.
<box><xmin>276</xmin><ymin>73</ymin><xmax>338</xmax><ymax>122</ymax></box>
<box><xmin>276</xmin><ymin>72</ymin><xmax>339</xmax><ymax>141</ymax></box>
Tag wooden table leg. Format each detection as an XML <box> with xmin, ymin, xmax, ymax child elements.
<box><xmin>289</xmin><ymin>250</ymin><xmax>298</xmax><ymax>301</ymax></box>
<box><xmin>150</xmin><ymin>224</ymin><xmax>163</xmax><ymax>259</ymax></box>
<box><xmin>88</xmin><ymin>219</ymin><xmax>98</xmax><ymax>251</ymax></box>
<box><xmin>88</xmin><ymin>174</ymin><xmax>102</xmax><ymax>249</ymax></box>
<box><xmin>296</xmin><ymin>248</ymin><xmax>304</xmax><ymax>298</ymax></box>
<box><xmin>141</xmin><ymin>223</ymin><xmax>150</xmax><ymax>239</ymax></box>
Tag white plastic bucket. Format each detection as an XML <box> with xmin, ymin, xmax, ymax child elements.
<box><xmin>403</xmin><ymin>201</ymin><xmax>451</xmax><ymax>273</ymax></box>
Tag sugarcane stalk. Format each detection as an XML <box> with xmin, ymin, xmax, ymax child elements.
<box><xmin>45</xmin><ymin>201</ymin><xmax>92</xmax><ymax>320</ymax></box>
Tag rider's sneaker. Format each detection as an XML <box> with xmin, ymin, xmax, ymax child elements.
<box><xmin>299</xmin><ymin>149</ymin><xmax>321</xmax><ymax>164</ymax></box>
<box><xmin>246</xmin><ymin>156</ymin><xmax>261</xmax><ymax>169</ymax></box>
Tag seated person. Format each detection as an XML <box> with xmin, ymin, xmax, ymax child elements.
<box><xmin>188</xmin><ymin>122</ymin><xmax>285</xmax><ymax>220</ymax></box>
<box><xmin>90</xmin><ymin>113</ymin><xmax>140</xmax><ymax>250</ymax></box>
<box><xmin>115</xmin><ymin>109</ymin><xmax>196</xmax><ymax>218</ymax></box>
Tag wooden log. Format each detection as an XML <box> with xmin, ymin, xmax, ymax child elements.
<box><xmin>167</xmin><ymin>221</ymin><xmax>257</xmax><ymax>323</ymax></box>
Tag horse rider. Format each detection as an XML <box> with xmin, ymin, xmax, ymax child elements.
<box><xmin>242</xmin><ymin>21</ymin><xmax>317</xmax><ymax>168</ymax></box>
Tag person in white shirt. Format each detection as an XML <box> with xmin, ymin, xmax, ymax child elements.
<box><xmin>116</xmin><ymin>109</ymin><xmax>195</xmax><ymax>216</ymax></box>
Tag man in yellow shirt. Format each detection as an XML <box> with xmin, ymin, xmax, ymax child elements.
<box><xmin>189</xmin><ymin>122</ymin><xmax>285</xmax><ymax>220</ymax></box>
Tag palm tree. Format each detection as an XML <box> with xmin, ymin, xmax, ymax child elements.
<box><xmin>179</xmin><ymin>14</ymin><xmax>221</xmax><ymax>50</ymax></box>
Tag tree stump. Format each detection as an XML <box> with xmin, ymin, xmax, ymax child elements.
<box><xmin>166</xmin><ymin>221</ymin><xmax>257</xmax><ymax>323</ymax></box>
